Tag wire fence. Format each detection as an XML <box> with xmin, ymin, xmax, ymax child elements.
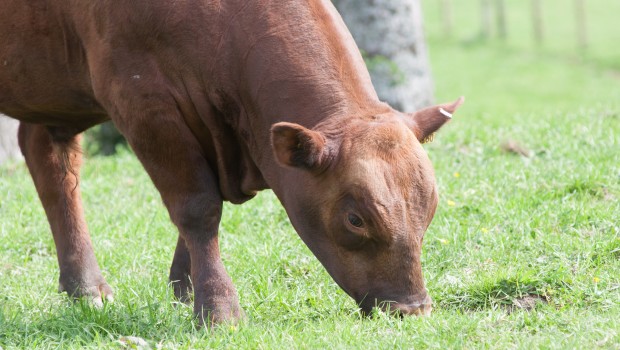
<box><xmin>422</xmin><ymin>0</ymin><xmax>620</xmax><ymax>68</ymax></box>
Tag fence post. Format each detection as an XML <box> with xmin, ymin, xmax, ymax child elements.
<box><xmin>495</xmin><ymin>0</ymin><xmax>507</xmax><ymax>40</ymax></box>
<box><xmin>440</xmin><ymin>0</ymin><xmax>453</xmax><ymax>38</ymax></box>
<box><xmin>574</xmin><ymin>0</ymin><xmax>588</xmax><ymax>51</ymax></box>
<box><xmin>531</xmin><ymin>0</ymin><xmax>544</xmax><ymax>46</ymax></box>
<box><xmin>480</xmin><ymin>0</ymin><xmax>492</xmax><ymax>39</ymax></box>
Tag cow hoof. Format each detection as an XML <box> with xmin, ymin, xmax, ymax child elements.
<box><xmin>195</xmin><ymin>302</ymin><xmax>246</xmax><ymax>327</ymax></box>
<box><xmin>59</xmin><ymin>279</ymin><xmax>114</xmax><ymax>307</ymax></box>
<box><xmin>169</xmin><ymin>274</ymin><xmax>193</xmax><ymax>303</ymax></box>
<box><xmin>91</xmin><ymin>284</ymin><xmax>115</xmax><ymax>308</ymax></box>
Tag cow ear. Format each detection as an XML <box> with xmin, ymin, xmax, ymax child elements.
<box><xmin>408</xmin><ymin>96</ymin><xmax>464</xmax><ymax>143</ymax></box>
<box><xmin>271</xmin><ymin>122</ymin><xmax>330</xmax><ymax>170</ymax></box>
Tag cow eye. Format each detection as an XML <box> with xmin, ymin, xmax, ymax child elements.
<box><xmin>347</xmin><ymin>213</ymin><xmax>364</xmax><ymax>228</ymax></box>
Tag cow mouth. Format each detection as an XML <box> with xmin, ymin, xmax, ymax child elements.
<box><xmin>357</xmin><ymin>294</ymin><xmax>432</xmax><ymax>317</ymax></box>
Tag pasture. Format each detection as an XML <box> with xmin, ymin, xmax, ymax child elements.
<box><xmin>1</xmin><ymin>2</ymin><xmax>619</xmax><ymax>349</ymax></box>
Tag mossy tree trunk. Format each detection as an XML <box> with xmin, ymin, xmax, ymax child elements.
<box><xmin>0</xmin><ymin>114</ymin><xmax>21</xmax><ymax>164</ymax></box>
<box><xmin>332</xmin><ymin>0</ymin><xmax>434</xmax><ymax>112</ymax></box>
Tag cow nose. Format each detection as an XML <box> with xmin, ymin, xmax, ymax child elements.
<box><xmin>391</xmin><ymin>294</ymin><xmax>433</xmax><ymax>317</ymax></box>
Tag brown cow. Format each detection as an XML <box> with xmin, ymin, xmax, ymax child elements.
<box><xmin>0</xmin><ymin>0</ymin><xmax>463</xmax><ymax>325</ymax></box>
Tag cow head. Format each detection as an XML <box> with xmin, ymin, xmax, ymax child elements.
<box><xmin>271</xmin><ymin>97</ymin><xmax>464</xmax><ymax>316</ymax></box>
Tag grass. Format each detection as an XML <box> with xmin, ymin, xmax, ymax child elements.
<box><xmin>1</xmin><ymin>2</ymin><xmax>620</xmax><ymax>349</ymax></box>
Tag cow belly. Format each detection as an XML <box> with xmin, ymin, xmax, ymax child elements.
<box><xmin>0</xmin><ymin>93</ymin><xmax>108</xmax><ymax>129</ymax></box>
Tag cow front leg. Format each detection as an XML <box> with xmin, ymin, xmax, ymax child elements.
<box><xmin>112</xmin><ymin>109</ymin><xmax>243</xmax><ymax>325</ymax></box>
<box><xmin>174</xmin><ymin>194</ymin><xmax>244</xmax><ymax>325</ymax></box>
<box><xmin>169</xmin><ymin>235</ymin><xmax>192</xmax><ymax>302</ymax></box>
<box><xmin>17</xmin><ymin>123</ymin><xmax>113</xmax><ymax>304</ymax></box>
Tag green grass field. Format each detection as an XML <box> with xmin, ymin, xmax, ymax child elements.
<box><xmin>1</xmin><ymin>2</ymin><xmax>619</xmax><ymax>349</ymax></box>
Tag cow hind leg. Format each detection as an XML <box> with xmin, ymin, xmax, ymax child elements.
<box><xmin>18</xmin><ymin>123</ymin><xmax>113</xmax><ymax>305</ymax></box>
<box><xmin>169</xmin><ymin>235</ymin><xmax>192</xmax><ymax>302</ymax></box>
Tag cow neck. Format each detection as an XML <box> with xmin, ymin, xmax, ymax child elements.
<box><xmin>215</xmin><ymin>1</ymin><xmax>384</xmax><ymax>194</ymax></box>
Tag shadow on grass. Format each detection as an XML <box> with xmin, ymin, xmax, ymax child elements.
<box><xmin>436</xmin><ymin>277</ymin><xmax>554</xmax><ymax>313</ymax></box>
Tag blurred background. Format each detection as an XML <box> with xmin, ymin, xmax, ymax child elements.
<box><xmin>422</xmin><ymin>0</ymin><xmax>620</xmax><ymax>116</ymax></box>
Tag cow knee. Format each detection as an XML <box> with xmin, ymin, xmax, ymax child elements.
<box><xmin>168</xmin><ymin>194</ymin><xmax>222</xmax><ymax>238</ymax></box>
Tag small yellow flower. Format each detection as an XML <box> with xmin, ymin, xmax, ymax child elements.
<box><xmin>593</xmin><ymin>277</ymin><xmax>600</xmax><ymax>283</ymax></box>
<box><xmin>453</xmin><ymin>172</ymin><xmax>460</xmax><ymax>178</ymax></box>
<box><xmin>481</xmin><ymin>228</ymin><xmax>489</xmax><ymax>233</ymax></box>
<box><xmin>447</xmin><ymin>200</ymin><xmax>456</xmax><ymax>207</ymax></box>
<box><xmin>439</xmin><ymin>239</ymin><xmax>449</xmax><ymax>245</ymax></box>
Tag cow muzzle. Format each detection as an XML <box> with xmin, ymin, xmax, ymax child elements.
<box><xmin>359</xmin><ymin>294</ymin><xmax>432</xmax><ymax>317</ymax></box>
<box><xmin>389</xmin><ymin>294</ymin><xmax>433</xmax><ymax>316</ymax></box>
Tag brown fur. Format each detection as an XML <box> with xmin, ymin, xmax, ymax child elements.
<box><xmin>0</xmin><ymin>0</ymin><xmax>463</xmax><ymax>324</ymax></box>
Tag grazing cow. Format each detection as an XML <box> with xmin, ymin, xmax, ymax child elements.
<box><xmin>0</xmin><ymin>0</ymin><xmax>463</xmax><ymax>324</ymax></box>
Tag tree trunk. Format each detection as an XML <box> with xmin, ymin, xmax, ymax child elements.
<box><xmin>0</xmin><ymin>114</ymin><xmax>21</xmax><ymax>164</ymax></box>
<box><xmin>332</xmin><ymin>0</ymin><xmax>434</xmax><ymax>112</ymax></box>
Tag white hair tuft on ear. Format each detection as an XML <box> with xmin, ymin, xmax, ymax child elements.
<box><xmin>439</xmin><ymin>108</ymin><xmax>452</xmax><ymax>119</ymax></box>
